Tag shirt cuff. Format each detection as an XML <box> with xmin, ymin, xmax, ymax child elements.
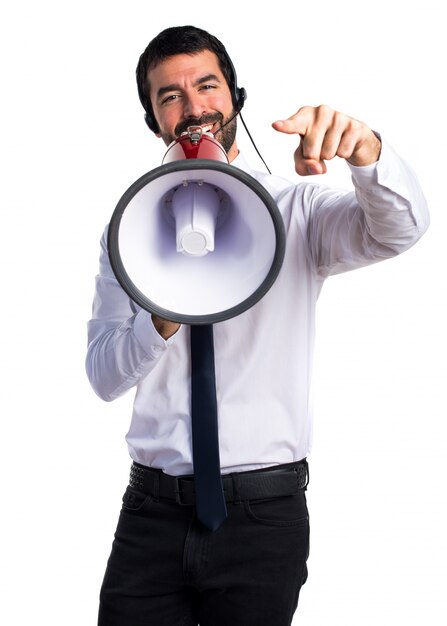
<box><xmin>347</xmin><ymin>159</ymin><xmax>379</xmax><ymax>186</ymax></box>
<box><xmin>346</xmin><ymin>130</ymin><xmax>381</xmax><ymax>186</ymax></box>
<box><xmin>133</xmin><ymin>309</ymin><xmax>179</xmax><ymax>356</ymax></box>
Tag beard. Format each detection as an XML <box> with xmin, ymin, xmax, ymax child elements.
<box><xmin>160</xmin><ymin>111</ymin><xmax>237</xmax><ymax>155</ymax></box>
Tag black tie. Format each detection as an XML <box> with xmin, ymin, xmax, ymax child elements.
<box><xmin>190</xmin><ymin>324</ymin><xmax>227</xmax><ymax>531</ymax></box>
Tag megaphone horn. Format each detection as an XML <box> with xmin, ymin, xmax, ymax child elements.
<box><xmin>108</xmin><ymin>126</ymin><xmax>286</xmax><ymax>325</ymax></box>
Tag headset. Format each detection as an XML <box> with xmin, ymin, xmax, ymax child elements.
<box><xmin>141</xmin><ymin>50</ymin><xmax>247</xmax><ymax>134</ymax></box>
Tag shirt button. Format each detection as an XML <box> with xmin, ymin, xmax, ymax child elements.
<box><xmin>153</xmin><ymin>345</ymin><xmax>164</xmax><ymax>353</ymax></box>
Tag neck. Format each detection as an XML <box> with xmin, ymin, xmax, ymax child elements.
<box><xmin>227</xmin><ymin>142</ymin><xmax>239</xmax><ymax>163</ymax></box>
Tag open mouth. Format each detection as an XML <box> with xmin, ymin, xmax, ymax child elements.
<box><xmin>201</xmin><ymin>123</ymin><xmax>215</xmax><ymax>135</ymax></box>
<box><xmin>199</xmin><ymin>120</ymin><xmax>223</xmax><ymax>136</ymax></box>
<box><xmin>176</xmin><ymin>115</ymin><xmax>223</xmax><ymax>138</ymax></box>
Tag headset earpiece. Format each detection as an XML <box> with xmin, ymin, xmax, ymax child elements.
<box><xmin>236</xmin><ymin>86</ymin><xmax>247</xmax><ymax>113</ymax></box>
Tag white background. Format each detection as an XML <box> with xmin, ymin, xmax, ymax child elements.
<box><xmin>1</xmin><ymin>1</ymin><xmax>446</xmax><ymax>624</ymax></box>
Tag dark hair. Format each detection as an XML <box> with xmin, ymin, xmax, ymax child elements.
<box><xmin>136</xmin><ymin>25</ymin><xmax>238</xmax><ymax>132</ymax></box>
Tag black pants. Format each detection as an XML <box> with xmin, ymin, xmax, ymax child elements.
<box><xmin>98</xmin><ymin>466</ymin><xmax>310</xmax><ymax>626</ymax></box>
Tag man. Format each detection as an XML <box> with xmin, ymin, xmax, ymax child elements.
<box><xmin>86</xmin><ymin>25</ymin><xmax>429</xmax><ymax>626</ymax></box>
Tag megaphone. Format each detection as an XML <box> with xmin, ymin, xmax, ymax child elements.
<box><xmin>108</xmin><ymin>126</ymin><xmax>286</xmax><ymax>325</ymax></box>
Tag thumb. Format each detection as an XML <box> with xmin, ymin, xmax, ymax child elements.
<box><xmin>294</xmin><ymin>144</ymin><xmax>327</xmax><ymax>176</ymax></box>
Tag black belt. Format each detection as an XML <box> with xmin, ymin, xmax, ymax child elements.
<box><xmin>129</xmin><ymin>460</ymin><xmax>308</xmax><ymax>505</ymax></box>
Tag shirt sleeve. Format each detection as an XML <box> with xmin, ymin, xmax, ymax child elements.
<box><xmin>85</xmin><ymin>226</ymin><xmax>180</xmax><ymax>401</ymax></box>
<box><xmin>305</xmin><ymin>138</ymin><xmax>430</xmax><ymax>277</ymax></box>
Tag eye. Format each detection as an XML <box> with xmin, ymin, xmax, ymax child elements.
<box><xmin>161</xmin><ymin>94</ymin><xmax>181</xmax><ymax>105</ymax></box>
<box><xmin>199</xmin><ymin>84</ymin><xmax>217</xmax><ymax>92</ymax></box>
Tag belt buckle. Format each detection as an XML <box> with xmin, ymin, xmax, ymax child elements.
<box><xmin>174</xmin><ymin>476</ymin><xmax>192</xmax><ymax>505</ymax></box>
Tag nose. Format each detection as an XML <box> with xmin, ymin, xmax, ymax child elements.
<box><xmin>183</xmin><ymin>92</ymin><xmax>206</xmax><ymax>120</ymax></box>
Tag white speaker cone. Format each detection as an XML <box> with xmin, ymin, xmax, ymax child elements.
<box><xmin>108</xmin><ymin>159</ymin><xmax>285</xmax><ymax>324</ymax></box>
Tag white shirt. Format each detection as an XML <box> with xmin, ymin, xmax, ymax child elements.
<box><xmin>86</xmin><ymin>139</ymin><xmax>429</xmax><ymax>476</ymax></box>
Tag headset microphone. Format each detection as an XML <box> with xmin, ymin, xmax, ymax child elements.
<box><xmin>213</xmin><ymin>108</ymin><xmax>240</xmax><ymax>135</ymax></box>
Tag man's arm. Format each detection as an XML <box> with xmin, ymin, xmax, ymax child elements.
<box><xmin>86</xmin><ymin>227</ymin><xmax>181</xmax><ymax>401</ymax></box>
<box><xmin>273</xmin><ymin>105</ymin><xmax>429</xmax><ymax>276</ymax></box>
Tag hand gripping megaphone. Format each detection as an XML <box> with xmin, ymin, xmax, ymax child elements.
<box><xmin>107</xmin><ymin>126</ymin><xmax>286</xmax><ymax>325</ymax></box>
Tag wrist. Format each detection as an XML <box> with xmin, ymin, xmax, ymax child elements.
<box><xmin>347</xmin><ymin>130</ymin><xmax>382</xmax><ymax>167</ymax></box>
<box><xmin>152</xmin><ymin>314</ymin><xmax>181</xmax><ymax>340</ymax></box>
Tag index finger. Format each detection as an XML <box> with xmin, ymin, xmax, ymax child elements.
<box><xmin>272</xmin><ymin>107</ymin><xmax>312</xmax><ymax>135</ymax></box>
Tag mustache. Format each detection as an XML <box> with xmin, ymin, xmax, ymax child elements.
<box><xmin>174</xmin><ymin>113</ymin><xmax>223</xmax><ymax>137</ymax></box>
